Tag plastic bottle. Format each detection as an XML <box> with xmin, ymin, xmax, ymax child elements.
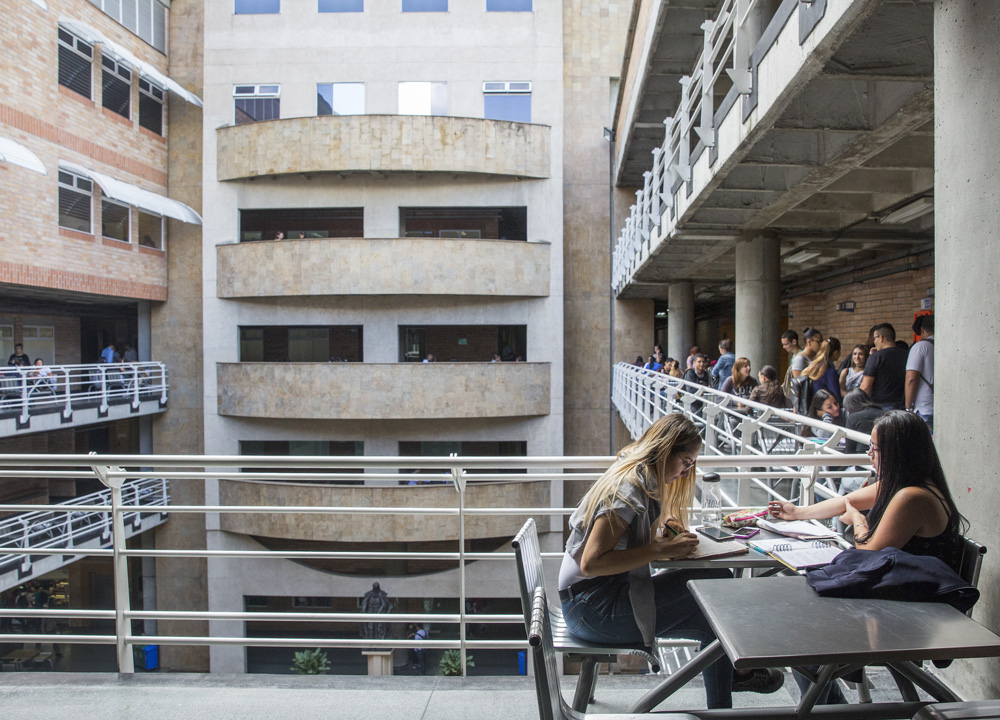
<box><xmin>701</xmin><ymin>472</ymin><xmax>722</xmax><ymax>527</ymax></box>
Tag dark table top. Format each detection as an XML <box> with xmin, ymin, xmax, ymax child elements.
<box><xmin>687</xmin><ymin>576</ymin><xmax>1000</xmax><ymax>670</ymax></box>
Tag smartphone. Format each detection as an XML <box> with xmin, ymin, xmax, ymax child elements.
<box><xmin>732</xmin><ymin>527</ymin><xmax>760</xmax><ymax>540</ymax></box>
<box><xmin>696</xmin><ymin>526</ymin><xmax>734</xmax><ymax>541</ymax></box>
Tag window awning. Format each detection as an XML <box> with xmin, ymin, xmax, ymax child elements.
<box><xmin>0</xmin><ymin>137</ymin><xmax>47</xmax><ymax>175</ymax></box>
<box><xmin>31</xmin><ymin>0</ymin><xmax>48</xmax><ymax>10</ymax></box>
<box><xmin>59</xmin><ymin>19</ymin><xmax>203</xmax><ymax>108</ymax></box>
<box><xmin>61</xmin><ymin>161</ymin><xmax>202</xmax><ymax>225</ymax></box>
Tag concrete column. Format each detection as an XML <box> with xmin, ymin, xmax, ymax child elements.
<box><xmin>735</xmin><ymin>233</ymin><xmax>781</xmax><ymax>372</ymax></box>
<box><xmin>667</xmin><ymin>282</ymin><xmax>695</xmax><ymax>362</ymax></box>
<box><xmin>934</xmin><ymin>0</ymin><xmax>1000</xmax><ymax>700</ymax></box>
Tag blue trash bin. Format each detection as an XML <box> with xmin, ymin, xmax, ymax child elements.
<box><xmin>518</xmin><ymin>649</ymin><xmax>526</xmax><ymax>675</ymax></box>
<box><xmin>141</xmin><ymin>645</ymin><xmax>159</xmax><ymax>671</ymax></box>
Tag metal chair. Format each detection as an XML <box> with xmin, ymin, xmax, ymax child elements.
<box><xmin>512</xmin><ymin>518</ymin><xmax>661</xmax><ymax>712</ymax></box>
<box><xmin>527</xmin><ymin>586</ymin><xmax>698</xmax><ymax>720</ymax></box>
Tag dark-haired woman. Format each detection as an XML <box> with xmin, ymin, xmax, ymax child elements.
<box><xmin>768</xmin><ymin>410</ymin><xmax>965</xmax><ymax>569</ymax></box>
<box><xmin>805</xmin><ymin>389</ymin><xmax>842</xmax><ymax>441</ymax></box>
<box><xmin>748</xmin><ymin>365</ymin><xmax>788</xmax><ymax>408</ymax></box>
<box><xmin>839</xmin><ymin>344</ymin><xmax>869</xmax><ymax>396</ymax></box>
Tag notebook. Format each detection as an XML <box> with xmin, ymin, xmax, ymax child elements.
<box><xmin>747</xmin><ymin>537</ymin><xmax>843</xmax><ymax>569</ymax></box>
<box><xmin>756</xmin><ymin>519</ymin><xmax>837</xmax><ymax>540</ymax></box>
<box><xmin>671</xmin><ymin>539</ymin><xmax>749</xmax><ymax>561</ymax></box>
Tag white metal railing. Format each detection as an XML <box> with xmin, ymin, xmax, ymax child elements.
<box><xmin>613</xmin><ymin>361</ymin><xmax>874</xmax><ymax>508</ymax></box>
<box><xmin>0</xmin><ymin>450</ymin><xmax>862</xmax><ymax>675</ymax></box>
<box><xmin>612</xmin><ymin>0</ymin><xmax>786</xmax><ymax>293</ymax></box>
<box><xmin>0</xmin><ymin>476</ymin><xmax>169</xmax><ymax>581</ymax></box>
<box><xmin>0</xmin><ymin>362</ymin><xmax>168</xmax><ymax>425</ymax></box>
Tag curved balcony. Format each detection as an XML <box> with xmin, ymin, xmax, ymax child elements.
<box><xmin>217</xmin><ymin>362</ymin><xmax>551</xmax><ymax>419</ymax></box>
<box><xmin>216</xmin><ymin>115</ymin><xmax>551</xmax><ymax>181</ymax></box>
<box><xmin>216</xmin><ymin>237</ymin><xmax>550</xmax><ymax>298</ymax></box>
<box><xmin>217</xmin><ymin>477</ymin><xmax>548</xmax><ymax>544</ymax></box>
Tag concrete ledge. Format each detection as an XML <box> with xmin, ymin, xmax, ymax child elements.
<box><xmin>218</xmin><ymin>478</ymin><xmax>549</xmax><ymax>543</ymax></box>
<box><xmin>216</xmin><ymin>238</ymin><xmax>550</xmax><ymax>298</ymax></box>
<box><xmin>217</xmin><ymin>362</ymin><xmax>551</xmax><ymax>419</ymax></box>
<box><xmin>216</xmin><ymin>115</ymin><xmax>551</xmax><ymax>180</ymax></box>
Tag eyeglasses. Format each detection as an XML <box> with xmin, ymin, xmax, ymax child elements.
<box><xmin>867</xmin><ymin>443</ymin><xmax>880</xmax><ymax>456</ymax></box>
<box><xmin>679</xmin><ymin>456</ymin><xmax>696</xmax><ymax>472</ymax></box>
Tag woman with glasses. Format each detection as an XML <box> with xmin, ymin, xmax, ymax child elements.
<box><xmin>558</xmin><ymin>414</ymin><xmax>783</xmax><ymax>708</ymax></box>
<box><xmin>768</xmin><ymin>410</ymin><xmax>965</xmax><ymax>569</ymax></box>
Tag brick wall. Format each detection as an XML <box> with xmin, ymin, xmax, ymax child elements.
<box><xmin>787</xmin><ymin>260</ymin><xmax>934</xmax><ymax>349</ymax></box>
<box><xmin>0</xmin><ymin>0</ymin><xmax>173</xmax><ymax>302</ymax></box>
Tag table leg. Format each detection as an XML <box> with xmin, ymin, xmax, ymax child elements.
<box><xmin>797</xmin><ymin>663</ymin><xmax>841</xmax><ymax>716</ymax></box>
<box><xmin>628</xmin><ymin>639</ymin><xmax>725</xmax><ymax>713</ymax></box>
<box><xmin>886</xmin><ymin>661</ymin><xmax>961</xmax><ymax>703</ymax></box>
<box><xmin>885</xmin><ymin>664</ymin><xmax>920</xmax><ymax>702</ymax></box>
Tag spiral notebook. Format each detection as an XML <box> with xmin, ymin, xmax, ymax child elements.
<box><xmin>747</xmin><ymin>537</ymin><xmax>843</xmax><ymax>570</ymax></box>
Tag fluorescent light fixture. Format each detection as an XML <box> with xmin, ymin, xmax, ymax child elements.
<box><xmin>878</xmin><ymin>197</ymin><xmax>934</xmax><ymax>225</ymax></box>
<box><xmin>785</xmin><ymin>250</ymin><xmax>821</xmax><ymax>264</ymax></box>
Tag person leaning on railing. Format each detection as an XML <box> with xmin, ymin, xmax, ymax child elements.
<box><xmin>557</xmin><ymin>414</ymin><xmax>784</xmax><ymax>709</ymax></box>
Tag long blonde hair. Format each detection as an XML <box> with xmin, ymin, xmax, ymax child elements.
<box><xmin>580</xmin><ymin>414</ymin><xmax>702</xmax><ymax>531</ymax></box>
<box><xmin>803</xmin><ymin>340</ymin><xmax>832</xmax><ymax>381</ymax></box>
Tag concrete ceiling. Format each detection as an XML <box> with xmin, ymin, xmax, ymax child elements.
<box><xmin>616</xmin><ymin>0</ymin><xmax>936</xmax><ymax>302</ymax></box>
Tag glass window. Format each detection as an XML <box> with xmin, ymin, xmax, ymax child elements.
<box><xmin>234</xmin><ymin>85</ymin><xmax>280</xmax><ymax>124</ymax></box>
<box><xmin>398</xmin><ymin>82</ymin><xmax>446</xmax><ymax>116</ymax></box>
<box><xmin>317</xmin><ymin>83</ymin><xmax>365</xmax><ymax>116</ymax></box>
<box><xmin>58</xmin><ymin>28</ymin><xmax>93</xmax><ymax>100</ymax></box>
<box><xmin>102</xmin><ymin>55</ymin><xmax>132</xmax><ymax>119</ymax></box>
<box><xmin>319</xmin><ymin>0</ymin><xmax>363</xmax><ymax>10</ymax></box>
<box><xmin>402</xmin><ymin>0</ymin><xmax>447</xmax><ymax>10</ymax></box>
<box><xmin>22</xmin><ymin>326</ymin><xmax>55</xmax><ymax>366</ymax></box>
<box><xmin>289</xmin><ymin>327</ymin><xmax>330</xmax><ymax>362</ymax></box>
<box><xmin>484</xmin><ymin>81</ymin><xmax>531</xmax><ymax>122</ymax></box>
<box><xmin>138</xmin><ymin>211</ymin><xmax>163</xmax><ymax>250</ymax></box>
<box><xmin>235</xmin><ymin>0</ymin><xmax>279</xmax><ymax>13</ymax></box>
<box><xmin>102</xmin><ymin>199</ymin><xmax>130</xmax><ymax>242</ymax></box>
<box><xmin>239</xmin><ymin>328</ymin><xmax>264</xmax><ymax>361</ymax></box>
<box><xmin>138</xmin><ymin>78</ymin><xmax>164</xmax><ymax>135</ymax></box>
<box><xmin>58</xmin><ymin>169</ymin><xmax>92</xmax><ymax>233</ymax></box>
<box><xmin>88</xmin><ymin>1</ymin><xmax>168</xmax><ymax>53</ymax></box>
<box><xmin>487</xmin><ymin>0</ymin><xmax>531</xmax><ymax>9</ymax></box>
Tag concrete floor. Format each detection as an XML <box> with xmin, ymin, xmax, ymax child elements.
<box><xmin>0</xmin><ymin>667</ymin><xmax>935</xmax><ymax>720</ymax></box>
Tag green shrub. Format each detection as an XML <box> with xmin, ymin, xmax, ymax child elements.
<box><xmin>291</xmin><ymin>648</ymin><xmax>331</xmax><ymax>675</ymax></box>
<box><xmin>439</xmin><ymin>649</ymin><xmax>474</xmax><ymax>676</ymax></box>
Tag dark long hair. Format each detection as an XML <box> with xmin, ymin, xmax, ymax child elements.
<box><xmin>860</xmin><ymin>410</ymin><xmax>966</xmax><ymax>542</ymax></box>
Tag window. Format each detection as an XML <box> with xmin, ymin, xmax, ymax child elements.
<box><xmin>102</xmin><ymin>55</ymin><xmax>132</xmax><ymax>119</ymax></box>
<box><xmin>102</xmin><ymin>199</ymin><xmax>130</xmax><ymax>242</ymax></box>
<box><xmin>235</xmin><ymin>0</ymin><xmax>279</xmax><ymax>13</ymax></box>
<box><xmin>139</xmin><ymin>78</ymin><xmax>164</xmax><ymax>135</ymax></box>
<box><xmin>317</xmin><ymin>83</ymin><xmax>365</xmax><ymax>116</ymax></box>
<box><xmin>487</xmin><ymin>0</ymin><xmax>531</xmax><ymax>9</ymax></box>
<box><xmin>319</xmin><ymin>0</ymin><xmax>363</xmax><ymax>10</ymax></box>
<box><xmin>398</xmin><ymin>82</ymin><xmax>446</xmax><ymax>116</ymax></box>
<box><xmin>402</xmin><ymin>0</ymin><xmax>446</xmax><ymax>9</ymax></box>
<box><xmin>0</xmin><ymin>326</ymin><xmax>13</xmax><ymax>364</ymax></box>
<box><xmin>239</xmin><ymin>326</ymin><xmax>363</xmax><ymax>362</ymax></box>
<box><xmin>87</xmin><ymin>0</ymin><xmax>169</xmax><ymax>53</ymax></box>
<box><xmin>234</xmin><ymin>85</ymin><xmax>280</xmax><ymax>124</ymax></box>
<box><xmin>484</xmin><ymin>81</ymin><xmax>531</xmax><ymax>122</ymax></box>
<box><xmin>58</xmin><ymin>28</ymin><xmax>93</xmax><ymax>99</ymax></box>
<box><xmin>58</xmin><ymin>168</ymin><xmax>93</xmax><ymax>232</ymax></box>
<box><xmin>138</xmin><ymin>211</ymin><xmax>163</xmax><ymax>249</ymax></box>
<box><xmin>23</xmin><ymin>326</ymin><xmax>55</xmax><ymax>365</ymax></box>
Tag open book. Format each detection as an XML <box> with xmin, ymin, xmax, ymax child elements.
<box><xmin>756</xmin><ymin>519</ymin><xmax>836</xmax><ymax>540</ymax></box>
<box><xmin>747</xmin><ymin>537</ymin><xmax>842</xmax><ymax>570</ymax></box>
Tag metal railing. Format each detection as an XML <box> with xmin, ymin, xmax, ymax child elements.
<box><xmin>610</xmin><ymin>0</ymin><xmax>821</xmax><ymax>293</ymax></box>
<box><xmin>0</xmin><ymin>476</ymin><xmax>169</xmax><ymax>584</ymax></box>
<box><xmin>0</xmin><ymin>362</ymin><xmax>168</xmax><ymax>425</ymax></box>
<box><xmin>613</xmin><ymin>361</ymin><xmax>874</xmax><ymax>508</ymax></box>
<box><xmin>0</xmin><ymin>449</ymin><xmax>866</xmax><ymax>675</ymax></box>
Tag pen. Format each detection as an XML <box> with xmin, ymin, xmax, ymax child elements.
<box><xmin>660</xmin><ymin>521</ymin><xmax>681</xmax><ymax>537</ymax></box>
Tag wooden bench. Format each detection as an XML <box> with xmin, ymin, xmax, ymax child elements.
<box><xmin>513</xmin><ymin>518</ymin><xmax>662</xmax><ymax>713</ymax></box>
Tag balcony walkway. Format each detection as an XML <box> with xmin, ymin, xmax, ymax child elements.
<box><xmin>0</xmin><ymin>667</ymin><xmax>934</xmax><ymax>720</ymax></box>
